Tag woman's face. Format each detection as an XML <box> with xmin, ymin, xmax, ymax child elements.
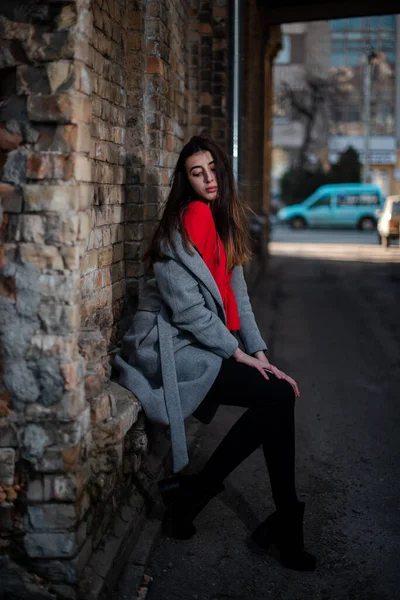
<box><xmin>185</xmin><ymin>150</ymin><xmax>218</xmax><ymax>203</ymax></box>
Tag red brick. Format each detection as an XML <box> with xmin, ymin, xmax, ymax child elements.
<box><xmin>147</xmin><ymin>57</ymin><xmax>164</xmax><ymax>76</ymax></box>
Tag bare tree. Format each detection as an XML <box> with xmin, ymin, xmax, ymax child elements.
<box><xmin>279</xmin><ymin>73</ymin><xmax>346</xmax><ymax>170</ymax></box>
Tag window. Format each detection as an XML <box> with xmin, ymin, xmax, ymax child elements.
<box><xmin>310</xmin><ymin>196</ymin><xmax>331</xmax><ymax>209</ymax></box>
<box><xmin>329</xmin><ymin>14</ymin><xmax>396</xmax><ymax>135</ymax></box>
<box><xmin>381</xmin><ymin>15</ymin><xmax>396</xmax><ymax>29</ymax></box>
<box><xmin>291</xmin><ymin>34</ymin><xmax>305</xmax><ymax>64</ymax></box>
<box><xmin>359</xmin><ymin>194</ymin><xmax>379</xmax><ymax>206</ymax></box>
<box><xmin>332</xmin><ymin>19</ymin><xmax>347</xmax><ymax>30</ymax></box>
<box><xmin>276</xmin><ymin>35</ymin><xmax>291</xmax><ymax>65</ymax></box>
<box><xmin>348</xmin><ymin>18</ymin><xmax>363</xmax><ymax>30</ymax></box>
<box><xmin>337</xmin><ymin>194</ymin><xmax>379</xmax><ymax>206</ymax></box>
<box><xmin>391</xmin><ymin>202</ymin><xmax>400</xmax><ymax>215</ymax></box>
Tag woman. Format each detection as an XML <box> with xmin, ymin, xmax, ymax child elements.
<box><xmin>113</xmin><ymin>136</ymin><xmax>316</xmax><ymax>571</ymax></box>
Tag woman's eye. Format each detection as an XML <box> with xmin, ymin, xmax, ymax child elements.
<box><xmin>192</xmin><ymin>172</ymin><xmax>201</xmax><ymax>177</ymax></box>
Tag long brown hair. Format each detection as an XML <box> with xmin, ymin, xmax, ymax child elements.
<box><xmin>144</xmin><ymin>135</ymin><xmax>252</xmax><ymax>270</ymax></box>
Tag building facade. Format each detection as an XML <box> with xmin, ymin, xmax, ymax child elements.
<box><xmin>272</xmin><ymin>14</ymin><xmax>400</xmax><ymax>199</ymax></box>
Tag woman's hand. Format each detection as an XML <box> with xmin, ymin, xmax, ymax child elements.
<box><xmin>254</xmin><ymin>351</ymin><xmax>301</xmax><ymax>399</ymax></box>
<box><xmin>232</xmin><ymin>348</ymin><xmax>272</xmax><ymax>381</ymax></box>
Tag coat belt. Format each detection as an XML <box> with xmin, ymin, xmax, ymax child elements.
<box><xmin>157</xmin><ymin>306</ymin><xmax>189</xmax><ymax>472</ymax></box>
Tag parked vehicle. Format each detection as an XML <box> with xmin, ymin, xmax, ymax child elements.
<box><xmin>277</xmin><ymin>184</ymin><xmax>384</xmax><ymax>230</ymax></box>
<box><xmin>377</xmin><ymin>195</ymin><xmax>400</xmax><ymax>247</ymax></box>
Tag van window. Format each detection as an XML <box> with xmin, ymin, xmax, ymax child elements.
<box><xmin>310</xmin><ymin>195</ymin><xmax>331</xmax><ymax>208</ymax></box>
<box><xmin>392</xmin><ymin>202</ymin><xmax>400</xmax><ymax>215</ymax></box>
<box><xmin>337</xmin><ymin>193</ymin><xmax>379</xmax><ymax>206</ymax></box>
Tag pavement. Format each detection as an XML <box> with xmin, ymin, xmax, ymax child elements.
<box><xmin>113</xmin><ymin>228</ymin><xmax>400</xmax><ymax>600</ymax></box>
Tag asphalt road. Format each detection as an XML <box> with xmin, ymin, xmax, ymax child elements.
<box><xmin>118</xmin><ymin>228</ymin><xmax>400</xmax><ymax>600</ymax></box>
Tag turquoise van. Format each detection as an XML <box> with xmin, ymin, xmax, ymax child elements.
<box><xmin>277</xmin><ymin>184</ymin><xmax>384</xmax><ymax>230</ymax></box>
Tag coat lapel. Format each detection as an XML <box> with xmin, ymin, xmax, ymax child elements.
<box><xmin>161</xmin><ymin>232</ymin><xmax>225</xmax><ymax>313</ymax></box>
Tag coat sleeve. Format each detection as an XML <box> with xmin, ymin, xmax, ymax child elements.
<box><xmin>231</xmin><ymin>265</ymin><xmax>268</xmax><ymax>355</ymax></box>
<box><xmin>153</xmin><ymin>259</ymin><xmax>239</xmax><ymax>359</ymax></box>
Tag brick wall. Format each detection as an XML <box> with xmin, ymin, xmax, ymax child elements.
<box><xmin>187</xmin><ymin>0</ymin><xmax>230</xmax><ymax>152</ymax></box>
<box><xmin>81</xmin><ymin>0</ymin><xmax>127</xmax><ymax>349</ymax></box>
<box><xmin>240</xmin><ymin>0</ymin><xmax>266</xmax><ymax>214</ymax></box>
<box><xmin>124</xmin><ymin>0</ymin><xmax>190</xmax><ymax>309</ymax></box>
<box><xmin>0</xmin><ymin>2</ymin><xmax>93</xmax><ymax>597</ymax></box>
<box><xmin>0</xmin><ymin>0</ymin><xmax>232</xmax><ymax>597</ymax></box>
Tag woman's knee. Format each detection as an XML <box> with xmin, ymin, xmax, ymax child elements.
<box><xmin>277</xmin><ymin>378</ymin><xmax>296</xmax><ymax>403</ymax></box>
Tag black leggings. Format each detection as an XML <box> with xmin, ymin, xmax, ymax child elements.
<box><xmin>199</xmin><ymin>357</ymin><xmax>298</xmax><ymax>509</ymax></box>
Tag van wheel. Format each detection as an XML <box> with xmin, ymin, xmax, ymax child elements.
<box><xmin>289</xmin><ymin>216</ymin><xmax>306</xmax><ymax>230</ymax></box>
<box><xmin>358</xmin><ymin>216</ymin><xmax>376</xmax><ymax>231</ymax></box>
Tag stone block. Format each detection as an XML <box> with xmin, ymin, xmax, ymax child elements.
<box><xmin>32</xmin><ymin>557</ymin><xmax>79</xmax><ymax>585</ymax></box>
<box><xmin>0</xmin><ymin>40</ymin><xmax>27</xmax><ymax>69</ymax></box>
<box><xmin>4</xmin><ymin>360</ymin><xmax>40</xmax><ymax>404</ymax></box>
<box><xmin>125</xmin><ymin>261</ymin><xmax>141</xmax><ymax>278</ymax></box>
<box><xmin>84</xmin><ymin>368</ymin><xmax>105</xmax><ymax>401</ymax></box>
<box><xmin>25</xmin><ymin>387</ymin><xmax>85</xmax><ymax>424</ymax></box>
<box><xmin>112</xmin><ymin>242</ymin><xmax>124</xmax><ymax>263</ymax></box>
<box><xmin>23</xmin><ymin>184</ymin><xmax>77</xmax><ymax>212</ymax></box>
<box><xmin>58</xmin><ymin>406</ymin><xmax>90</xmax><ymax>447</ymax></box>
<box><xmin>130</xmin><ymin>428</ymin><xmax>148</xmax><ymax>455</ymax></box>
<box><xmin>35</xmin><ymin>124</ymin><xmax>91</xmax><ymax>153</ymax></box>
<box><xmin>20</xmin><ymin>244</ymin><xmax>64</xmax><ymax>270</ymax></box>
<box><xmin>22</xmin><ymin>425</ymin><xmax>53</xmax><ymax>463</ymax></box>
<box><xmin>16</xmin><ymin>65</ymin><xmax>50</xmax><ymax>95</ymax></box>
<box><xmin>0</xmin><ymin>422</ymin><xmax>17</xmax><ymax>447</ymax></box>
<box><xmin>0</xmin><ymin>273</ymin><xmax>17</xmax><ymax>301</ymax></box>
<box><xmin>61</xmin><ymin>246</ymin><xmax>80</xmax><ymax>271</ymax></box>
<box><xmin>53</xmin><ymin>476</ymin><xmax>77</xmax><ymax>502</ymax></box>
<box><xmin>72</xmin><ymin>155</ymin><xmax>91</xmax><ymax>182</ymax></box>
<box><xmin>24</xmin><ymin>532</ymin><xmax>77</xmax><ymax>559</ymax></box>
<box><xmin>61</xmin><ymin>360</ymin><xmax>84</xmax><ymax>392</ymax></box>
<box><xmin>124</xmin><ymin>242</ymin><xmax>141</xmax><ymax>260</ymax></box>
<box><xmin>18</xmin><ymin>215</ymin><xmax>45</xmax><ymax>244</ymax></box>
<box><xmin>110</xmin><ymin>224</ymin><xmax>124</xmax><ymax>244</ymax></box>
<box><xmin>0</xmin><ymin>182</ymin><xmax>15</xmax><ymax>198</ymax></box>
<box><xmin>2</xmin><ymin>149</ymin><xmax>27</xmax><ymax>185</ymax></box>
<box><xmin>27</xmin><ymin>479</ymin><xmax>45</xmax><ymax>503</ymax></box>
<box><xmin>92</xmin><ymin>395</ymin><xmax>140</xmax><ymax>447</ymax></box>
<box><xmin>90</xmin><ymin>393</ymin><xmax>111</xmax><ymax>423</ymax></box>
<box><xmin>46</xmin><ymin>61</ymin><xmax>75</xmax><ymax>94</ymax></box>
<box><xmin>0</xmin><ymin>184</ymin><xmax>23</xmax><ymax>214</ymax></box>
<box><xmin>78</xmin><ymin>327</ymin><xmax>107</xmax><ymax>362</ymax></box>
<box><xmin>27</xmin><ymin>153</ymin><xmax>73</xmax><ymax>180</ymax></box>
<box><xmin>80</xmin><ymin>250</ymin><xmax>98</xmax><ymax>274</ymax></box>
<box><xmin>78</xmin><ymin>213</ymin><xmax>90</xmax><ymax>240</ymax></box>
<box><xmin>39</xmin><ymin>272</ymin><xmax>79</xmax><ymax>305</ymax></box>
<box><xmin>0</xmin><ymin>448</ymin><xmax>15</xmax><ymax>486</ymax></box>
<box><xmin>24</xmin><ymin>31</ymin><xmax>74</xmax><ymax>62</ymax></box>
<box><xmin>27</xmin><ymin>94</ymin><xmax>91</xmax><ymax>124</ymax></box>
<box><xmin>38</xmin><ymin>303</ymin><xmax>79</xmax><ymax>335</ymax></box>
<box><xmin>98</xmin><ymin>247</ymin><xmax>113</xmax><ymax>268</ymax></box>
<box><xmin>125</xmin><ymin>222</ymin><xmax>144</xmax><ymax>242</ymax></box>
<box><xmin>36</xmin><ymin>356</ymin><xmax>66</xmax><ymax>405</ymax></box>
<box><xmin>0</xmin><ymin>17</ymin><xmax>32</xmax><ymax>41</ymax></box>
<box><xmin>26</xmin><ymin>504</ymin><xmax>77</xmax><ymax>531</ymax></box>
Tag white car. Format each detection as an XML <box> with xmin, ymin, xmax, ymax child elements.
<box><xmin>377</xmin><ymin>195</ymin><xmax>400</xmax><ymax>247</ymax></box>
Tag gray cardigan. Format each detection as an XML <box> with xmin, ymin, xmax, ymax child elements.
<box><xmin>113</xmin><ymin>232</ymin><xmax>267</xmax><ymax>472</ymax></box>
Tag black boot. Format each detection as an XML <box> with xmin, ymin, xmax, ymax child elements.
<box><xmin>249</xmin><ymin>502</ymin><xmax>316</xmax><ymax>571</ymax></box>
<box><xmin>158</xmin><ymin>474</ymin><xmax>225</xmax><ymax>540</ymax></box>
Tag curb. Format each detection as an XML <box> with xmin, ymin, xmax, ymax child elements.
<box><xmin>113</xmin><ymin>518</ymin><xmax>162</xmax><ymax>600</ymax></box>
<box><xmin>112</xmin><ymin>418</ymin><xmax>205</xmax><ymax>599</ymax></box>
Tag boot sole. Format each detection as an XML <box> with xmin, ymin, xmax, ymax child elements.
<box><xmin>248</xmin><ymin>536</ymin><xmax>317</xmax><ymax>571</ymax></box>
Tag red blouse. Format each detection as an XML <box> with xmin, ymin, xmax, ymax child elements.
<box><xmin>182</xmin><ymin>201</ymin><xmax>241</xmax><ymax>331</ymax></box>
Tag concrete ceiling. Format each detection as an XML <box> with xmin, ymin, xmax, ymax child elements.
<box><xmin>259</xmin><ymin>0</ymin><xmax>399</xmax><ymax>25</ymax></box>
